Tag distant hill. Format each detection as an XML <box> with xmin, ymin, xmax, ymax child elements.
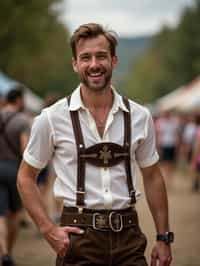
<box><xmin>113</xmin><ymin>36</ymin><xmax>153</xmax><ymax>84</ymax></box>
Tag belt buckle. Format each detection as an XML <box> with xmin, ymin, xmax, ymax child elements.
<box><xmin>109</xmin><ymin>211</ymin><xmax>123</xmax><ymax>232</ymax></box>
<box><xmin>93</xmin><ymin>213</ymin><xmax>108</xmax><ymax>231</ymax></box>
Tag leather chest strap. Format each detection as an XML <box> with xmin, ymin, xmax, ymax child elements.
<box><xmin>122</xmin><ymin>97</ymin><xmax>136</xmax><ymax>204</ymax></box>
<box><xmin>67</xmin><ymin>96</ymin><xmax>86</xmax><ymax>208</ymax></box>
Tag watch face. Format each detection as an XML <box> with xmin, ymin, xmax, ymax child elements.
<box><xmin>157</xmin><ymin>232</ymin><xmax>174</xmax><ymax>244</ymax></box>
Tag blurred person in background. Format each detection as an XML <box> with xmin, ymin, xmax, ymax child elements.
<box><xmin>0</xmin><ymin>86</ymin><xmax>30</xmax><ymax>266</ymax></box>
<box><xmin>17</xmin><ymin>23</ymin><xmax>173</xmax><ymax>266</ymax></box>
<box><xmin>190</xmin><ymin>114</ymin><xmax>200</xmax><ymax>192</ymax></box>
<box><xmin>156</xmin><ymin>111</ymin><xmax>180</xmax><ymax>187</ymax></box>
<box><xmin>181</xmin><ymin>114</ymin><xmax>197</xmax><ymax>166</ymax></box>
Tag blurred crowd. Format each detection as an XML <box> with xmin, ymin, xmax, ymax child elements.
<box><xmin>154</xmin><ymin>110</ymin><xmax>200</xmax><ymax>191</ymax></box>
<box><xmin>0</xmin><ymin>85</ymin><xmax>63</xmax><ymax>266</ymax></box>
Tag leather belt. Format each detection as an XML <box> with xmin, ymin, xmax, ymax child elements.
<box><xmin>61</xmin><ymin>207</ymin><xmax>138</xmax><ymax>232</ymax></box>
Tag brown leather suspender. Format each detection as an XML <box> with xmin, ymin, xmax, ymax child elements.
<box><xmin>67</xmin><ymin>96</ymin><xmax>136</xmax><ymax>210</ymax></box>
<box><xmin>122</xmin><ymin>97</ymin><xmax>136</xmax><ymax>205</ymax></box>
<box><xmin>68</xmin><ymin>97</ymin><xmax>86</xmax><ymax>208</ymax></box>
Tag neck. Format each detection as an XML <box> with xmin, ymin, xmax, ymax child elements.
<box><xmin>80</xmin><ymin>85</ymin><xmax>113</xmax><ymax>110</ymax></box>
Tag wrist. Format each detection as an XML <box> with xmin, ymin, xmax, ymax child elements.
<box><xmin>39</xmin><ymin>221</ymin><xmax>55</xmax><ymax>236</ymax></box>
<box><xmin>156</xmin><ymin>231</ymin><xmax>174</xmax><ymax>245</ymax></box>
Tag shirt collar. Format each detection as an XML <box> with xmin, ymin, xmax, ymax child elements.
<box><xmin>68</xmin><ymin>85</ymin><xmax>85</xmax><ymax>111</ymax></box>
<box><xmin>111</xmin><ymin>87</ymin><xmax>129</xmax><ymax>113</ymax></box>
<box><xmin>69</xmin><ymin>84</ymin><xmax>129</xmax><ymax>113</ymax></box>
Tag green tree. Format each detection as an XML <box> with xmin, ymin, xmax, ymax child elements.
<box><xmin>124</xmin><ymin>0</ymin><xmax>200</xmax><ymax>104</ymax></box>
<box><xmin>0</xmin><ymin>0</ymin><xmax>78</xmax><ymax>96</ymax></box>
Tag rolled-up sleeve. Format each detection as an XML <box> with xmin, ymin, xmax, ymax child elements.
<box><xmin>135</xmin><ymin>111</ymin><xmax>159</xmax><ymax>168</ymax></box>
<box><xmin>23</xmin><ymin>110</ymin><xmax>54</xmax><ymax>169</ymax></box>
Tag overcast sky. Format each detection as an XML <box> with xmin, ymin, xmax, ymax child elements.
<box><xmin>61</xmin><ymin>0</ymin><xmax>195</xmax><ymax>37</ymax></box>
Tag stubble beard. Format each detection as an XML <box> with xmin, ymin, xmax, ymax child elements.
<box><xmin>80</xmin><ymin>69</ymin><xmax>113</xmax><ymax>92</ymax></box>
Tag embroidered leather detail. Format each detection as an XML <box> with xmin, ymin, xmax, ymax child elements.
<box><xmin>99</xmin><ymin>145</ymin><xmax>112</xmax><ymax>164</ymax></box>
<box><xmin>80</xmin><ymin>142</ymin><xmax>129</xmax><ymax>167</ymax></box>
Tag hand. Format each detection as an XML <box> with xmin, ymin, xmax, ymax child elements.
<box><xmin>43</xmin><ymin>224</ymin><xmax>83</xmax><ymax>256</ymax></box>
<box><xmin>151</xmin><ymin>241</ymin><xmax>172</xmax><ymax>266</ymax></box>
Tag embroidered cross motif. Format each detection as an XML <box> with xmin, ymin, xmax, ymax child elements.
<box><xmin>99</xmin><ymin>145</ymin><xmax>112</xmax><ymax>164</ymax></box>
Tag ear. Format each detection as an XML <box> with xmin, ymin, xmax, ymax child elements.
<box><xmin>72</xmin><ymin>57</ymin><xmax>78</xmax><ymax>73</ymax></box>
<box><xmin>112</xmin><ymin>55</ymin><xmax>118</xmax><ymax>69</ymax></box>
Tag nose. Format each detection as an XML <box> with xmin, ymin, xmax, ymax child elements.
<box><xmin>90</xmin><ymin>56</ymin><xmax>99</xmax><ymax>68</ymax></box>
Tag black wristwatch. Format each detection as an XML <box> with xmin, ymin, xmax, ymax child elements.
<box><xmin>157</xmin><ymin>232</ymin><xmax>174</xmax><ymax>244</ymax></box>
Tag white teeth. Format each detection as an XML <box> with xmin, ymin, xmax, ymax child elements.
<box><xmin>89</xmin><ymin>73</ymin><xmax>102</xmax><ymax>77</ymax></box>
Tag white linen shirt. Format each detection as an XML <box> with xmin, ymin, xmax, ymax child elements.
<box><xmin>23</xmin><ymin>85</ymin><xmax>159</xmax><ymax>209</ymax></box>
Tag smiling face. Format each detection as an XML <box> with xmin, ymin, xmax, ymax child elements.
<box><xmin>72</xmin><ymin>35</ymin><xmax>118</xmax><ymax>92</ymax></box>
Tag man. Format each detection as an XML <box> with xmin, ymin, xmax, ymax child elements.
<box><xmin>156</xmin><ymin>111</ymin><xmax>180</xmax><ymax>187</ymax></box>
<box><xmin>17</xmin><ymin>23</ymin><xmax>173</xmax><ymax>266</ymax></box>
<box><xmin>0</xmin><ymin>86</ymin><xmax>30</xmax><ymax>266</ymax></box>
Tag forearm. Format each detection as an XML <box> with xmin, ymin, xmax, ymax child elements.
<box><xmin>142</xmin><ymin>164</ymin><xmax>170</xmax><ymax>233</ymax></box>
<box><xmin>17</xmin><ymin>161</ymin><xmax>83</xmax><ymax>256</ymax></box>
<box><xmin>17</xmin><ymin>161</ymin><xmax>54</xmax><ymax>234</ymax></box>
<box><xmin>142</xmin><ymin>164</ymin><xmax>173</xmax><ymax>266</ymax></box>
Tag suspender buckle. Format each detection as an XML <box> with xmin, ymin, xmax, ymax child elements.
<box><xmin>76</xmin><ymin>191</ymin><xmax>85</xmax><ymax>194</ymax></box>
<box><xmin>76</xmin><ymin>190</ymin><xmax>85</xmax><ymax>197</ymax></box>
<box><xmin>77</xmin><ymin>207</ymin><xmax>84</xmax><ymax>214</ymax></box>
<box><xmin>76</xmin><ymin>191</ymin><xmax>85</xmax><ymax>213</ymax></box>
<box><xmin>130</xmin><ymin>190</ymin><xmax>136</xmax><ymax>204</ymax></box>
<box><xmin>130</xmin><ymin>190</ymin><xmax>135</xmax><ymax>197</ymax></box>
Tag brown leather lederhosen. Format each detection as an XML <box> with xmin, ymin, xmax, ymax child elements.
<box><xmin>67</xmin><ymin>95</ymin><xmax>136</xmax><ymax>211</ymax></box>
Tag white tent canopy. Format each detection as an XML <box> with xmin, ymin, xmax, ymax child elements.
<box><xmin>0</xmin><ymin>72</ymin><xmax>17</xmax><ymax>94</ymax></box>
<box><xmin>176</xmin><ymin>78</ymin><xmax>200</xmax><ymax>111</ymax></box>
<box><xmin>156</xmin><ymin>86</ymin><xmax>185</xmax><ymax>112</ymax></box>
<box><xmin>156</xmin><ymin>76</ymin><xmax>200</xmax><ymax>113</ymax></box>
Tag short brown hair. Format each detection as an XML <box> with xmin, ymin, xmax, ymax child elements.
<box><xmin>70</xmin><ymin>23</ymin><xmax>118</xmax><ymax>59</ymax></box>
